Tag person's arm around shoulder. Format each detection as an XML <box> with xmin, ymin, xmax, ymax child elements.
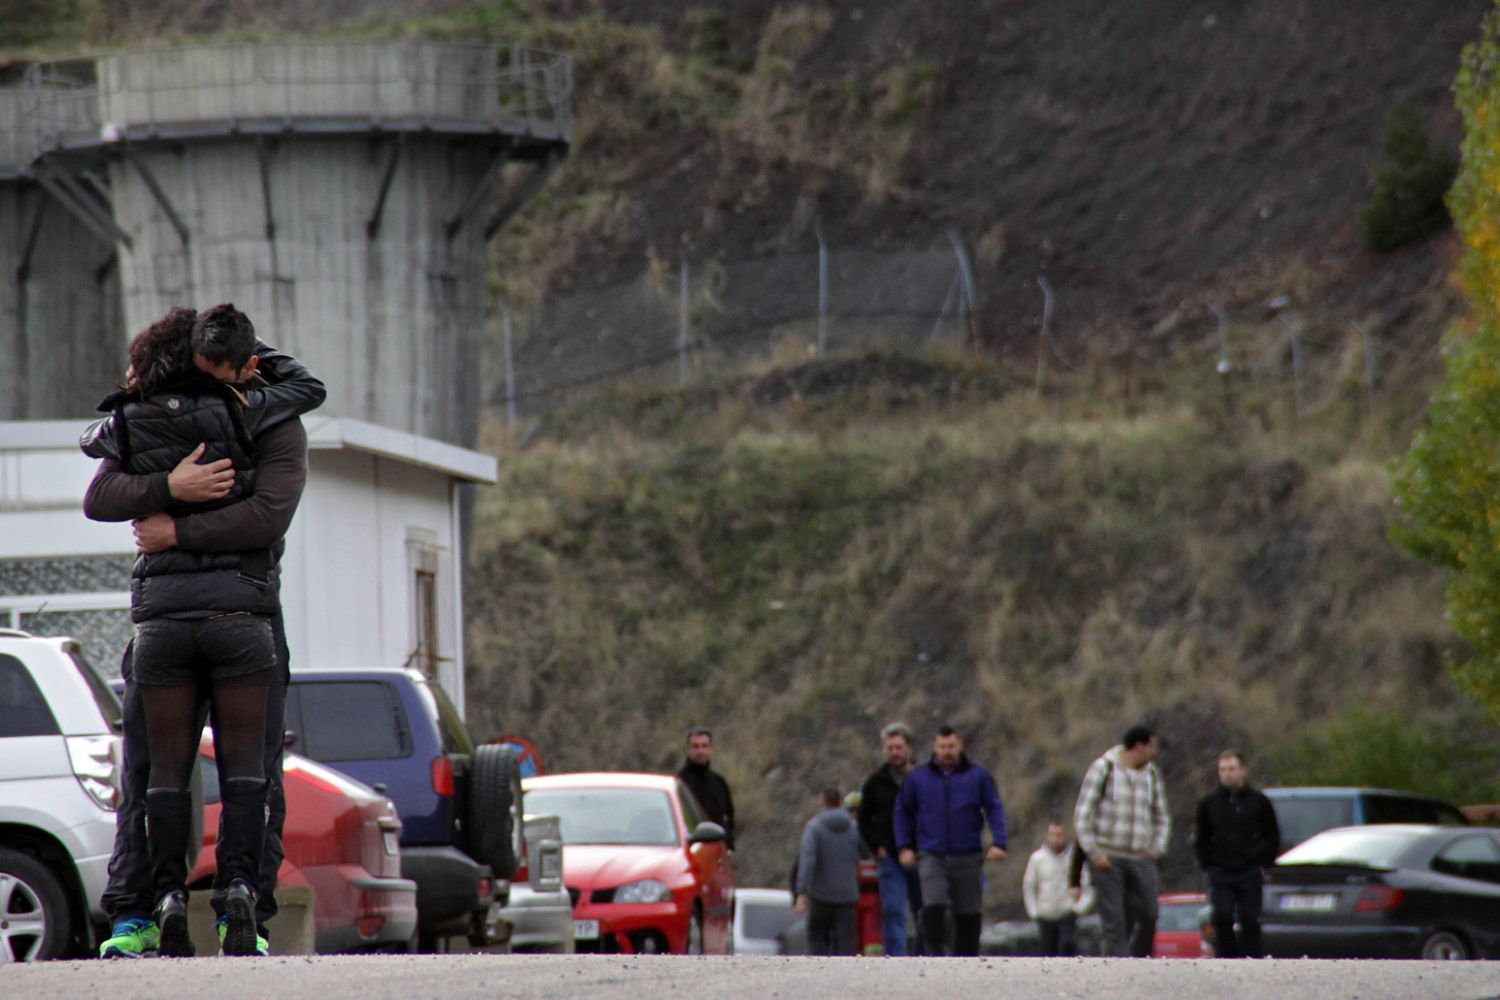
<box><xmin>980</xmin><ymin>768</ymin><xmax>1008</xmax><ymax>862</ymax></box>
<box><xmin>236</xmin><ymin>342</ymin><xmax>327</xmax><ymax>435</ymax></box>
<box><xmin>161</xmin><ymin>419</ymin><xmax>308</xmax><ymax>553</ymax></box>
<box><xmin>84</xmin><ymin>443</ymin><xmax>235</xmax><ymax>523</ymax></box>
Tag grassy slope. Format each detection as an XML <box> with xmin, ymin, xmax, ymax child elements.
<box><xmin>464</xmin><ymin>348</ymin><xmax>1493</xmax><ymax>905</ymax></box>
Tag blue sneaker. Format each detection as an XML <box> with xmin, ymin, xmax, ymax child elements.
<box><xmin>99</xmin><ymin>917</ymin><xmax>160</xmax><ymax>958</ymax></box>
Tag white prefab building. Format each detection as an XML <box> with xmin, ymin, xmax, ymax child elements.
<box><xmin>0</xmin><ymin>417</ymin><xmax>495</xmax><ymax>716</ymax></box>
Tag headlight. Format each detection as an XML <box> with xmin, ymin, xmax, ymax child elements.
<box><xmin>67</xmin><ymin>735</ymin><xmax>121</xmax><ymax>812</ymax></box>
<box><xmin>613</xmin><ymin>879</ymin><xmax>672</xmax><ymax>904</ymax></box>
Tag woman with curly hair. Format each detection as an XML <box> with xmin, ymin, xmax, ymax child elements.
<box><xmin>81</xmin><ymin>303</ymin><xmax>324</xmax><ymax>957</ymax></box>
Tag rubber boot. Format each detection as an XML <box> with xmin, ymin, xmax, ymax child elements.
<box><xmin>921</xmin><ymin>905</ymin><xmax>949</xmax><ymax>956</ymax></box>
<box><xmin>216</xmin><ymin>777</ymin><xmax>267</xmax><ymax>956</ymax></box>
<box><xmin>145</xmin><ymin>788</ymin><xmax>195</xmax><ymax>958</ymax></box>
<box><xmin>953</xmin><ymin>913</ymin><xmax>982</xmax><ymax>957</ymax></box>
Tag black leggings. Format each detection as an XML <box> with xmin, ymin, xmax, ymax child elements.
<box><xmin>142</xmin><ymin>669</ymin><xmax>270</xmax><ymax>791</ymax></box>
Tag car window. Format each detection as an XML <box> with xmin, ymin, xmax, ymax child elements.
<box><xmin>1364</xmin><ymin>794</ymin><xmax>1454</xmax><ymax>825</ymax></box>
<box><xmin>1431</xmin><ymin>835</ymin><xmax>1500</xmax><ymax>883</ymax></box>
<box><xmin>0</xmin><ymin>654</ymin><xmax>60</xmax><ymax>737</ymax></box>
<box><xmin>524</xmin><ymin>788</ymin><xmax>678</xmax><ymax>846</ymax></box>
<box><xmin>1156</xmin><ymin>903</ymin><xmax>1202</xmax><ymax>932</ymax></box>
<box><xmin>741</xmin><ymin>900</ymin><xmax>799</xmax><ymax>940</ymax></box>
<box><xmin>64</xmin><ymin>645</ymin><xmax>122</xmax><ymax>732</ymax></box>
<box><xmin>295</xmin><ymin>681</ymin><xmax>412</xmax><ymax>761</ymax></box>
<box><xmin>419</xmin><ymin>679</ymin><xmax>473</xmax><ymax>757</ymax></box>
<box><xmin>1268</xmin><ymin>794</ymin><xmax>1355</xmax><ymax>849</ymax></box>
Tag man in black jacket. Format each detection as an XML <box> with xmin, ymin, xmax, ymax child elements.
<box><xmin>1194</xmin><ymin>748</ymin><xmax>1280</xmax><ymax>958</ymax></box>
<box><xmin>677</xmin><ymin>727</ymin><xmax>735</xmax><ymax>850</ymax></box>
<box><xmin>859</xmin><ymin>721</ymin><xmax>922</xmax><ymax>955</ymax></box>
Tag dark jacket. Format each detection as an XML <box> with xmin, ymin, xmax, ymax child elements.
<box><xmin>894</xmin><ymin>754</ymin><xmax>1008</xmax><ymax>856</ymax></box>
<box><xmin>1194</xmin><ymin>783</ymin><xmax>1281</xmax><ymax>874</ymax></box>
<box><xmin>80</xmin><ymin>342</ymin><xmax>324</xmax><ymax>621</ymax></box>
<box><xmin>796</xmin><ymin>808</ymin><xmax>861</xmax><ymax>904</ymax></box>
<box><xmin>859</xmin><ymin>763</ymin><xmax>908</xmax><ymax>857</ymax></box>
<box><xmin>678</xmin><ymin>760</ymin><xmax>735</xmax><ymax>850</ymax></box>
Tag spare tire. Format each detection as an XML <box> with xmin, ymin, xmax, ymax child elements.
<box><xmin>468</xmin><ymin>744</ymin><xmax>521</xmax><ymax>879</ymax></box>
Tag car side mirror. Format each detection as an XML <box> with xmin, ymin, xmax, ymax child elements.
<box><xmin>689</xmin><ymin>821</ymin><xmax>727</xmax><ymax>845</ymax></box>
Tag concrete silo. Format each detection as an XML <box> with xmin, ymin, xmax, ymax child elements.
<box><xmin>0</xmin><ymin>82</ymin><xmax>122</xmax><ymax>420</ymax></box>
<box><xmin>25</xmin><ymin>41</ymin><xmax>571</xmax><ymax>446</ymax></box>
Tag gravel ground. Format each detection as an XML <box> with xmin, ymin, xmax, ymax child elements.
<box><xmin>10</xmin><ymin>955</ymin><xmax>1500</xmax><ymax>1000</ymax></box>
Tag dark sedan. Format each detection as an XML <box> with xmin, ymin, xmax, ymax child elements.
<box><xmin>1263</xmin><ymin>824</ymin><xmax>1500</xmax><ymax>959</ymax></box>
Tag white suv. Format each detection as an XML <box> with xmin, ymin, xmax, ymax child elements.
<box><xmin>0</xmin><ymin>629</ymin><xmax>123</xmax><ymax>962</ymax></box>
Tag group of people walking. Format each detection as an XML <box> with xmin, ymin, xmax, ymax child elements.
<box><xmin>82</xmin><ymin>304</ymin><xmax>325</xmax><ymax>959</ymax></box>
<box><xmin>794</xmin><ymin>722</ymin><xmax>1281</xmax><ymax>959</ymax></box>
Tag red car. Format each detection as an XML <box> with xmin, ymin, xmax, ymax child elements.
<box><xmin>522</xmin><ymin>772</ymin><xmax>736</xmax><ymax>954</ymax></box>
<box><xmin>1154</xmin><ymin>892</ymin><xmax>1211</xmax><ymax>958</ymax></box>
<box><xmin>191</xmin><ymin>739</ymin><xmax>419</xmax><ymax>952</ymax></box>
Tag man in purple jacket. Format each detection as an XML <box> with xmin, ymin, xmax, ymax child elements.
<box><xmin>895</xmin><ymin>724</ymin><xmax>1008</xmax><ymax>956</ymax></box>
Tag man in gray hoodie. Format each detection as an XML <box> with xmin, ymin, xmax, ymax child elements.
<box><xmin>794</xmin><ymin>786</ymin><xmax>863</xmax><ymax>955</ymax></box>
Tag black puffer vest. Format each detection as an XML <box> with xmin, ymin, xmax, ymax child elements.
<box><xmin>97</xmin><ymin>373</ymin><xmax>281</xmax><ymax>622</ymax></box>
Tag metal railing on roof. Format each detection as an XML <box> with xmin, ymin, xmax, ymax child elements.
<box><xmin>22</xmin><ymin>40</ymin><xmax>572</xmax><ymax>153</ymax></box>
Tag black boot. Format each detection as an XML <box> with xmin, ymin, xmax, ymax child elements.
<box><xmin>146</xmin><ymin>788</ymin><xmax>195</xmax><ymax>958</ymax></box>
<box><xmin>216</xmin><ymin>777</ymin><xmax>267</xmax><ymax>956</ymax></box>
<box><xmin>921</xmin><ymin>905</ymin><xmax>949</xmax><ymax>956</ymax></box>
<box><xmin>953</xmin><ymin>913</ymin><xmax>982</xmax><ymax>957</ymax></box>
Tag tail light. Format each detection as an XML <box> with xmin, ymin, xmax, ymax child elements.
<box><xmin>477</xmin><ymin>875</ymin><xmax>494</xmax><ymax>902</ymax></box>
<box><xmin>1355</xmin><ymin>886</ymin><xmax>1406</xmax><ymax>912</ymax></box>
<box><xmin>67</xmin><ymin>735</ymin><xmax>121</xmax><ymax>811</ymax></box>
<box><xmin>431</xmin><ymin>756</ymin><xmax>455</xmax><ymax>796</ymax></box>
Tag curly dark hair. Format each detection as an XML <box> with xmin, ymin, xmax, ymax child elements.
<box><xmin>125</xmin><ymin>307</ymin><xmax>197</xmax><ymax>397</ymax></box>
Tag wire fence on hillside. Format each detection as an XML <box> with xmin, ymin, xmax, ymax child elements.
<box><xmin>487</xmin><ymin>230</ymin><xmax>1446</xmax><ymax>434</ymax></box>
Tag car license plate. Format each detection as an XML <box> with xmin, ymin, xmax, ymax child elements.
<box><xmin>574</xmin><ymin>919</ymin><xmax>600</xmax><ymax>940</ymax></box>
<box><xmin>383</xmin><ymin>831</ymin><xmax>399</xmax><ymax>856</ymax></box>
<box><xmin>1279</xmin><ymin>893</ymin><xmax>1336</xmax><ymax>912</ymax></box>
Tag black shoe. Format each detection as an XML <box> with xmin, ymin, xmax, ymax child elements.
<box><xmin>154</xmin><ymin>890</ymin><xmax>195</xmax><ymax>958</ymax></box>
<box><xmin>220</xmin><ymin>879</ymin><xmax>260</xmax><ymax>957</ymax></box>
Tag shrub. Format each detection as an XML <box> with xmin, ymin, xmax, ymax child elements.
<box><xmin>1359</xmin><ymin>103</ymin><xmax>1458</xmax><ymax>252</ymax></box>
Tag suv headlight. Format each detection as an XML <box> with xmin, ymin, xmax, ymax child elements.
<box><xmin>613</xmin><ymin>879</ymin><xmax>672</xmax><ymax>904</ymax></box>
<box><xmin>67</xmin><ymin>735</ymin><xmax>121</xmax><ymax>812</ymax></box>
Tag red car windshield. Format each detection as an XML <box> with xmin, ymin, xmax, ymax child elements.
<box><xmin>526</xmin><ymin>788</ymin><xmax>678</xmax><ymax>846</ymax></box>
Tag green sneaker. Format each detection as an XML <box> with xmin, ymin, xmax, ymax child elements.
<box><xmin>215</xmin><ymin>916</ymin><xmax>270</xmax><ymax>957</ymax></box>
<box><xmin>99</xmin><ymin>917</ymin><xmax>160</xmax><ymax>958</ymax></box>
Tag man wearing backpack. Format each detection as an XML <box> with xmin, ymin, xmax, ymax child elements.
<box><xmin>1073</xmin><ymin>724</ymin><xmax>1171</xmax><ymax>957</ymax></box>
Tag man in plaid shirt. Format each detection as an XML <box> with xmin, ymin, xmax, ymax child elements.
<box><xmin>1073</xmin><ymin>725</ymin><xmax>1171</xmax><ymax>956</ymax></box>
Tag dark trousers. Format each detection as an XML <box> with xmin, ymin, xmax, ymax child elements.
<box><xmin>807</xmin><ymin>900</ymin><xmax>857</xmax><ymax>956</ymax></box>
<box><xmin>1036</xmin><ymin>913</ymin><xmax>1078</xmax><ymax>956</ymax></box>
<box><xmin>1208</xmin><ymin>868</ymin><xmax>1264</xmax><ymax>958</ymax></box>
<box><xmin>1092</xmin><ymin>855</ymin><xmax>1158</xmax><ymax>956</ymax></box>
<box><xmin>102</xmin><ymin>611</ymin><xmax>290</xmax><ymax>931</ymax></box>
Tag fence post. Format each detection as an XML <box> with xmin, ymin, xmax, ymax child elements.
<box><xmin>1210</xmin><ymin>302</ymin><xmax>1234</xmax><ymax>414</ymax></box>
<box><xmin>1356</xmin><ymin>321</ymin><xmax>1377</xmax><ymax>415</ymax></box>
<box><xmin>1035</xmin><ymin>275</ymin><xmax>1055</xmax><ymax>396</ymax></box>
<box><xmin>502</xmin><ymin>302</ymin><xmax>517</xmax><ymax>435</ymax></box>
<box><xmin>1280</xmin><ymin>316</ymin><xmax>1305</xmax><ymax>422</ymax></box>
<box><xmin>816</xmin><ymin>222</ymin><xmax>828</xmax><ymax>359</ymax></box>
<box><xmin>679</xmin><ymin>258</ymin><xmax>690</xmax><ymax>387</ymax></box>
<box><xmin>946</xmin><ymin>229</ymin><xmax>978</xmax><ymax>353</ymax></box>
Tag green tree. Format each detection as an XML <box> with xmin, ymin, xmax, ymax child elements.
<box><xmin>1392</xmin><ymin>6</ymin><xmax>1500</xmax><ymax>716</ymax></box>
<box><xmin>1359</xmin><ymin>102</ymin><xmax>1457</xmax><ymax>252</ymax></box>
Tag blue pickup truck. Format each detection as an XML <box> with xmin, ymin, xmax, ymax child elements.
<box><xmin>283</xmin><ymin>667</ymin><xmax>519</xmax><ymax>950</ymax></box>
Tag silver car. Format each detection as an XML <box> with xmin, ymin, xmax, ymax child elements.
<box><xmin>500</xmin><ymin>813</ymin><xmax>574</xmax><ymax>952</ymax></box>
<box><xmin>0</xmin><ymin>630</ymin><xmax>124</xmax><ymax>962</ymax></box>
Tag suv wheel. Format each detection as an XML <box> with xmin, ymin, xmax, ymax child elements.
<box><xmin>0</xmin><ymin>848</ymin><xmax>72</xmax><ymax>962</ymax></box>
<box><xmin>467</xmin><ymin>745</ymin><xmax>521</xmax><ymax>879</ymax></box>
